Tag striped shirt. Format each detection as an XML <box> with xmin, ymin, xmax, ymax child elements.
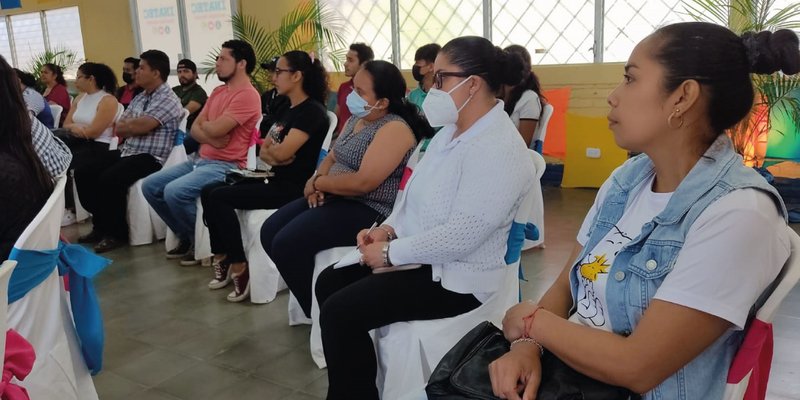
<box><xmin>120</xmin><ymin>83</ymin><xmax>183</xmax><ymax>164</ymax></box>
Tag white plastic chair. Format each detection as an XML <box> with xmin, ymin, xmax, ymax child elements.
<box><xmin>7</xmin><ymin>176</ymin><xmax>99</xmax><ymax>400</ymax></box>
<box><xmin>532</xmin><ymin>103</ymin><xmax>554</xmax><ymax>146</ymax></box>
<box><xmin>246</xmin><ymin>115</ymin><xmax>265</xmax><ymax>171</ymax></box>
<box><xmin>723</xmin><ymin>226</ymin><xmax>800</xmax><ymax>400</ymax></box>
<box><xmin>523</xmin><ymin>150</ymin><xmax>546</xmax><ymax>250</ymax></box>
<box><xmin>50</xmin><ymin>104</ymin><xmax>63</xmax><ymax>129</ymax></box>
<box><xmin>129</xmin><ymin>109</ymin><xmax>190</xmax><ymax>246</ymax></box>
<box><xmin>0</xmin><ymin>260</ymin><xmax>18</xmax><ymax>363</ymax></box>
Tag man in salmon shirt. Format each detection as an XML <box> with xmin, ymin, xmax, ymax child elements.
<box><xmin>142</xmin><ymin>39</ymin><xmax>261</xmax><ymax>266</ymax></box>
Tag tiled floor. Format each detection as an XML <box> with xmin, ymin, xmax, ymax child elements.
<box><xmin>61</xmin><ymin>187</ymin><xmax>800</xmax><ymax>400</ymax></box>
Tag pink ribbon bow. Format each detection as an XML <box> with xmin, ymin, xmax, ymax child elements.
<box><xmin>0</xmin><ymin>329</ymin><xmax>35</xmax><ymax>400</ymax></box>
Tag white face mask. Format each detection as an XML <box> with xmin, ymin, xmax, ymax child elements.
<box><xmin>421</xmin><ymin>76</ymin><xmax>474</xmax><ymax>127</ymax></box>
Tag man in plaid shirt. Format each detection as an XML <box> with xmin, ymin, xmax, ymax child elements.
<box><xmin>31</xmin><ymin>117</ymin><xmax>72</xmax><ymax>177</ymax></box>
<box><xmin>75</xmin><ymin>49</ymin><xmax>182</xmax><ymax>253</ymax></box>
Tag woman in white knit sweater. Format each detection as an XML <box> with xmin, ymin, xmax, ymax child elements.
<box><xmin>314</xmin><ymin>36</ymin><xmax>536</xmax><ymax>400</ymax></box>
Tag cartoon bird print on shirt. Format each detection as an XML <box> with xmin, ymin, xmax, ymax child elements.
<box><xmin>577</xmin><ymin>225</ymin><xmax>633</xmax><ymax>327</ymax></box>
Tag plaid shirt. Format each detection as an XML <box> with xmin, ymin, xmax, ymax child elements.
<box><xmin>120</xmin><ymin>83</ymin><xmax>183</xmax><ymax>164</ymax></box>
<box><xmin>30</xmin><ymin>117</ymin><xmax>72</xmax><ymax>177</ymax></box>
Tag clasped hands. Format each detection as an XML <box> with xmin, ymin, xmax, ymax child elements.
<box><xmin>489</xmin><ymin>301</ymin><xmax>546</xmax><ymax>400</ymax></box>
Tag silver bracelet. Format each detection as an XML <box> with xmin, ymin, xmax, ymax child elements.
<box><xmin>511</xmin><ymin>337</ymin><xmax>544</xmax><ymax>355</ymax></box>
<box><xmin>381</xmin><ymin>243</ymin><xmax>393</xmax><ymax>267</ymax></box>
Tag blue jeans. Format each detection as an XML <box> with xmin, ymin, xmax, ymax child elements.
<box><xmin>142</xmin><ymin>158</ymin><xmax>235</xmax><ymax>243</ymax></box>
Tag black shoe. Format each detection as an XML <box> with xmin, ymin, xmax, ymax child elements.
<box><xmin>166</xmin><ymin>240</ymin><xmax>191</xmax><ymax>259</ymax></box>
<box><xmin>78</xmin><ymin>230</ymin><xmax>103</xmax><ymax>244</ymax></box>
<box><xmin>94</xmin><ymin>237</ymin><xmax>124</xmax><ymax>253</ymax></box>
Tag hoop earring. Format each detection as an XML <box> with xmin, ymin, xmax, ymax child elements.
<box><xmin>667</xmin><ymin>109</ymin><xmax>684</xmax><ymax>129</ymax></box>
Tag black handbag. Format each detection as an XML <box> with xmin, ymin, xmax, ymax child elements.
<box><xmin>426</xmin><ymin>321</ymin><xmax>639</xmax><ymax>400</ymax></box>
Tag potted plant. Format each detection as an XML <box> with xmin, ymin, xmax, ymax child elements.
<box><xmin>683</xmin><ymin>0</ymin><xmax>800</xmax><ymax>167</ymax></box>
<box><xmin>201</xmin><ymin>1</ymin><xmax>347</xmax><ymax>93</ymax></box>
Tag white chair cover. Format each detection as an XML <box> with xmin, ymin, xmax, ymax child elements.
<box><xmin>532</xmin><ymin>103</ymin><xmax>554</xmax><ymax>145</ymax></box>
<box><xmin>246</xmin><ymin>115</ymin><xmax>264</xmax><ymax>171</ymax></box>
<box><xmin>7</xmin><ymin>176</ymin><xmax>99</xmax><ymax>400</ymax></box>
<box><xmin>107</xmin><ymin>103</ymin><xmax>125</xmax><ymax>151</ymax></box>
<box><xmin>236</xmin><ymin>209</ymin><xmax>287</xmax><ymax>304</ymax></box>
<box><xmin>0</xmin><ymin>260</ymin><xmax>18</xmax><ymax>363</ymax></box>
<box><xmin>50</xmin><ymin>104</ymin><xmax>63</xmax><ymax>129</ymax></box>
<box><xmin>523</xmin><ymin>150</ymin><xmax>546</xmax><ymax>250</ymax></box>
<box><xmin>723</xmin><ymin>226</ymin><xmax>800</xmax><ymax>400</ymax></box>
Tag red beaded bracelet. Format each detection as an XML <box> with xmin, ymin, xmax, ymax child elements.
<box><xmin>522</xmin><ymin>306</ymin><xmax>545</xmax><ymax>339</ymax></box>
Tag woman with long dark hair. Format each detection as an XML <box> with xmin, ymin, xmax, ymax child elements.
<box><xmin>0</xmin><ymin>55</ymin><xmax>55</xmax><ymax>259</ymax></box>
<box><xmin>501</xmin><ymin>45</ymin><xmax>546</xmax><ymax>150</ymax></box>
<box><xmin>489</xmin><ymin>23</ymin><xmax>798</xmax><ymax>400</ymax></box>
<box><xmin>311</xmin><ymin>36</ymin><xmax>534</xmax><ymax>399</ymax></box>
<box><xmin>260</xmin><ymin>59</ymin><xmax>434</xmax><ymax>314</ymax></box>
<box><xmin>201</xmin><ymin>50</ymin><xmax>331</xmax><ymax>302</ymax></box>
<box><xmin>41</xmin><ymin>63</ymin><xmax>71</xmax><ymax>125</ymax></box>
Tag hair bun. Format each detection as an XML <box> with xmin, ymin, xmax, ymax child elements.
<box><xmin>494</xmin><ymin>46</ymin><xmax>524</xmax><ymax>86</ymax></box>
<box><xmin>741</xmin><ymin>29</ymin><xmax>800</xmax><ymax>75</ymax></box>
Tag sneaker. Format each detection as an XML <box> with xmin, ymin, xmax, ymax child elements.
<box><xmin>179</xmin><ymin>246</ymin><xmax>200</xmax><ymax>266</ymax></box>
<box><xmin>94</xmin><ymin>237</ymin><xmax>124</xmax><ymax>253</ymax></box>
<box><xmin>208</xmin><ymin>259</ymin><xmax>232</xmax><ymax>290</ymax></box>
<box><xmin>78</xmin><ymin>229</ymin><xmax>103</xmax><ymax>244</ymax></box>
<box><xmin>166</xmin><ymin>240</ymin><xmax>191</xmax><ymax>259</ymax></box>
<box><xmin>227</xmin><ymin>267</ymin><xmax>250</xmax><ymax>302</ymax></box>
<box><xmin>61</xmin><ymin>209</ymin><xmax>77</xmax><ymax>227</ymax></box>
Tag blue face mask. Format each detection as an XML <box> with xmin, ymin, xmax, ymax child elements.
<box><xmin>346</xmin><ymin>90</ymin><xmax>377</xmax><ymax>118</ymax></box>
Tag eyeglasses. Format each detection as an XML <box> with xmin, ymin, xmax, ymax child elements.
<box><xmin>273</xmin><ymin>67</ymin><xmax>296</xmax><ymax>76</ymax></box>
<box><xmin>433</xmin><ymin>71</ymin><xmax>471</xmax><ymax>89</ymax></box>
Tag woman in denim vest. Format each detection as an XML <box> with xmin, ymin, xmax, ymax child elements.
<box><xmin>489</xmin><ymin>23</ymin><xmax>799</xmax><ymax>400</ymax></box>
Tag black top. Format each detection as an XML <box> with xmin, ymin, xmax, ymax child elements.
<box><xmin>0</xmin><ymin>154</ymin><xmax>48</xmax><ymax>260</ymax></box>
<box><xmin>266</xmin><ymin>98</ymin><xmax>329</xmax><ymax>187</ymax></box>
<box><xmin>260</xmin><ymin>88</ymin><xmax>291</xmax><ymax>136</ymax></box>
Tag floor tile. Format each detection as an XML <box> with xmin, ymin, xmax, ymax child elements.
<box><xmin>93</xmin><ymin>371</ymin><xmax>145</xmax><ymax>400</ymax></box>
<box><xmin>112</xmin><ymin>349</ymin><xmax>200</xmax><ymax>387</ymax></box>
<box><xmin>155</xmin><ymin>363</ymin><xmax>247</xmax><ymax>400</ymax></box>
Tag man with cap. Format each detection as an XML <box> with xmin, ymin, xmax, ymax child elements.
<box><xmin>173</xmin><ymin>59</ymin><xmax>208</xmax><ymax>154</ymax></box>
<box><xmin>258</xmin><ymin>56</ymin><xmax>289</xmax><ymax>137</ymax></box>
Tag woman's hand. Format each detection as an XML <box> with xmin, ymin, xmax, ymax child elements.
<box><xmin>502</xmin><ymin>301</ymin><xmax>540</xmax><ymax>341</ymax></box>
<box><xmin>489</xmin><ymin>344</ymin><xmax>542</xmax><ymax>400</ymax></box>
<box><xmin>69</xmin><ymin>125</ymin><xmax>87</xmax><ymax>138</ymax></box>
<box><xmin>359</xmin><ymin>241</ymin><xmax>388</xmax><ymax>269</ymax></box>
<box><xmin>356</xmin><ymin>226</ymin><xmax>392</xmax><ymax>248</ymax></box>
<box><xmin>307</xmin><ymin>191</ymin><xmax>325</xmax><ymax>208</ymax></box>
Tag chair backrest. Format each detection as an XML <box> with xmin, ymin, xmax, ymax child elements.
<box><xmin>757</xmin><ymin>226</ymin><xmax>800</xmax><ymax>323</ymax></box>
<box><xmin>0</xmin><ymin>260</ymin><xmax>18</xmax><ymax>362</ymax></box>
<box><xmin>175</xmin><ymin>108</ymin><xmax>191</xmax><ymax>146</ymax></box>
<box><xmin>323</xmin><ymin>111</ymin><xmax>338</xmax><ymax>151</ymax></box>
<box><xmin>533</xmin><ymin>103</ymin><xmax>554</xmax><ymax>144</ymax></box>
<box><xmin>529</xmin><ymin>149</ymin><xmax>546</xmax><ymax>180</ymax></box>
<box><xmin>108</xmin><ymin>103</ymin><xmax>126</xmax><ymax>151</ymax></box>
<box><xmin>14</xmin><ymin>175</ymin><xmax>67</xmax><ymax>251</ymax></box>
<box><xmin>50</xmin><ymin>105</ymin><xmax>64</xmax><ymax>129</ymax></box>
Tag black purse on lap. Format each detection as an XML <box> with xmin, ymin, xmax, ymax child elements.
<box><xmin>426</xmin><ymin>322</ymin><xmax>639</xmax><ymax>400</ymax></box>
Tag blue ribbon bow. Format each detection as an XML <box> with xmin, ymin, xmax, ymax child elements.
<box><xmin>8</xmin><ymin>242</ymin><xmax>111</xmax><ymax>375</ymax></box>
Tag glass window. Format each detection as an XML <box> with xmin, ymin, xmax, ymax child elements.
<box><xmin>493</xmin><ymin>0</ymin><xmax>595</xmax><ymax>65</ymax></box>
<box><xmin>398</xmin><ymin>0</ymin><xmax>483</xmax><ymax>69</ymax></box>
<box><xmin>10</xmin><ymin>12</ymin><xmax>46</xmax><ymax>70</ymax></box>
<box><xmin>324</xmin><ymin>0</ymin><xmax>393</xmax><ymax>64</ymax></box>
<box><xmin>0</xmin><ymin>18</ymin><xmax>11</xmax><ymax>64</ymax></box>
<box><xmin>44</xmin><ymin>7</ymin><xmax>86</xmax><ymax>78</ymax></box>
<box><xmin>603</xmin><ymin>0</ymin><xmax>692</xmax><ymax>62</ymax></box>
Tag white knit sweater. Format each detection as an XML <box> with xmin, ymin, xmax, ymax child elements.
<box><xmin>385</xmin><ymin>101</ymin><xmax>535</xmax><ymax>296</ymax></box>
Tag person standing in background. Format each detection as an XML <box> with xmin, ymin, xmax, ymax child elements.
<box><xmin>334</xmin><ymin>43</ymin><xmax>374</xmax><ymax>134</ymax></box>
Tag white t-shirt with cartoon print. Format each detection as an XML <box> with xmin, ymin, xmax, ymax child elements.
<box><xmin>573</xmin><ymin>171</ymin><xmax>788</xmax><ymax>332</ymax></box>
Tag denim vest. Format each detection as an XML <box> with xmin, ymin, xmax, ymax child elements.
<box><xmin>570</xmin><ymin>135</ymin><xmax>787</xmax><ymax>400</ymax></box>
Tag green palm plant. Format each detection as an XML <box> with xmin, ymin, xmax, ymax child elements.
<box><xmin>26</xmin><ymin>46</ymin><xmax>81</xmax><ymax>92</ymax></box>
<box><xmin>682</xmin><ymin>0</ymin><xmax>800</xmax><ymax>166</ymax></box>
<box><xmin>201</xmin><ymin>1</ymin><xmax>347</xmax><ymax>93</ymax></box>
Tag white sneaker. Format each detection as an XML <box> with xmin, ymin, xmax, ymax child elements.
<box><xmin>61</xmin><ymin>210</ymin><xmax>77</xmax><ymax>227</ymax></box>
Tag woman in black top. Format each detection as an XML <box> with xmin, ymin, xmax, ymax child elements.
<box><xmin>0</xmin><ymin>55</ymin><xmax>54</xmax><ymax>259</ymax></box>
<box><xmin>201</xmin><ymin>50</ymin><xmax>330</xmax><ymax>302</ymax></box>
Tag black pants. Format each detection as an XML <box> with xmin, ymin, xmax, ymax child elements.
<box><xmin>200</xmin><ymin>180</ymin><xmax>303</xmax><ymax>263</ymax></box>
<box><xmin>260</xmin><ymin>197</ymin><xmax>382</xmax><ymax>317</ymax></box>
<box><xmin>74</xmin><ymin>151</ymin><xmax>161</xmax><ymax>240</ymax></box>
<box><xmin>315</xmin><ymin>264</ymin><xmax>481</xmax><ymax>400</ymax></box>
<box><xmin>61</xmin><ymin>137</ymin><xmax>109</xmax><ymax>209</ymax></box>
